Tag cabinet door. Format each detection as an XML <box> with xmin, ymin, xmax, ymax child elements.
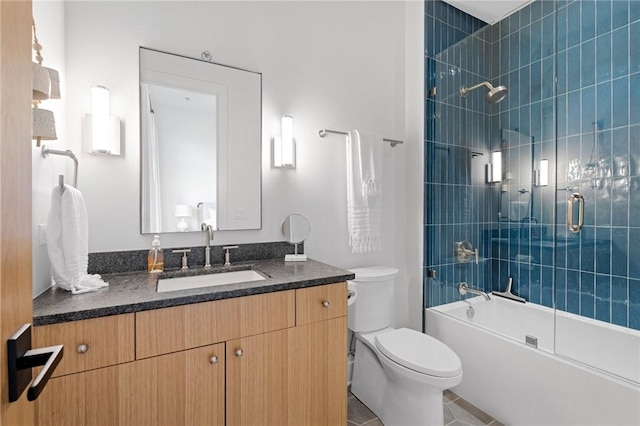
<box><xmin>120</xmin><ymin>343</ymin><xmax>225</xmax><ymax>426</ymax></box>
<box><xmin>37</xmin><ymin>344</ymin><xmax>225</xmax><ymax>426</ymax></box>
<box><xmin>226</xmin><ymin>317</ymin><xmax>347</xmax><ymax>426</ymax></box>
<box><xmin>289</xmin><ymin>317</ymin><xmax>347</xmax><ymax>426</ymax></box>
<box><xmin>226</xmin><ymin>328</ymin><xmax>290</xmax><ymax>426</ymax></box>
<box><xmin>36</xmin><ymin>365</ymin><xmax>121</xmax><ymax>426</ymax></box>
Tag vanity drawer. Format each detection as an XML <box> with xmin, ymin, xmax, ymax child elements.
<box><xmin>136</xmin><ymin>290</ymin><xmax>296</xmax><ymax>359</ymax></box>
<box><xmin>296</xmin><ymin>282</ymin><xmax>348</xmax><ymax>325</ymax></box>
<box><xmin>33</xmin><ymin>313</ymin><xmax>135</xmax><ymax>377</ymax></box>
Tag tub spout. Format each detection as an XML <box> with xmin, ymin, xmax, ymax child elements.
<box><xmin>492</xmin><ymin>276</ymin><xmax>526</xmax><ymax>303</ymax></box>
<box><xmin>458</xmin><ymin>282</ymin><xmax>491</xmax><ymax>301</ymax></box>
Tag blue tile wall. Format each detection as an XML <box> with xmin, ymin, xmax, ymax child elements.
<box><xmin>423</xmin><ymin>0</ymin><xmax>492</xmax><ymax>308</ymax></box>
<box><xmin>424</xmin><ymin>0</ymin><xmax>639</xmax><ymax>331</ymax></box>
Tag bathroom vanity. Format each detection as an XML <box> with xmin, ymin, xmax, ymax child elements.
<box><xmin>32</xmin><ymin>259</ymin><xmax>353</xmax><ymax>425</ymax></box>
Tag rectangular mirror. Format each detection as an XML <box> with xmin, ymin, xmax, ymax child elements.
<box><xmin>140</xmin><ymin>47</ymin><xmax>261</xmax><ymax>233</ymax></box>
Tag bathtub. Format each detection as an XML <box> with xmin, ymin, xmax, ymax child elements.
<box><xmin>426</xmin><ymin>296</ymin><xmax>640</xmax><ymax>426</ymax></box>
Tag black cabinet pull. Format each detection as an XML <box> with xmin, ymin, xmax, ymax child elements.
<box><xmin>7</xmin><ymin>323</ymin><xmax>64</xmax><ymax>402</ymax></box>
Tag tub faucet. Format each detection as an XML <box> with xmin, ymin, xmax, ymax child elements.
<box><xmin>458</xmin><ymin>282</ymin><xmax>491</xmax><ymax>301</ymax></box>
<box><xmin>201</xmin><ymin>223</ymin><xmax>214</xmax><ymax>269</ymax></box>
<box><xmin>492</xmin><ymin>276</ymin><xmax>526</xmax><ymax>303</ymax></box>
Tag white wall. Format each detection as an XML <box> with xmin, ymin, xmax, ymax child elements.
<box><xmin>33</xmin><ymin>1</ymin><xmax>424</xmax><ymax>331</ymax></box>
<box><xmin>32</xmin><ymin>1</ymin><xmax>66</xmax><ymax>297</ymax></box>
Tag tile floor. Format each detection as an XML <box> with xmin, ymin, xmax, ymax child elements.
<box><xmin>348</xmin><ymin>389</ymin><xmax>504</xmax><ymax>426</ymax></box>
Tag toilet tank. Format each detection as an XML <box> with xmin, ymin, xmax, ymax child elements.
<box><xmin>348</xmin><ymin>266</ymin><xmax>399</xmax><ymax>332</ymax></box>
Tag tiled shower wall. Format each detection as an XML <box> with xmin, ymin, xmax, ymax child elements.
<box><xmin>424</xmin><ymin>1</ymin><xmax>496</xmax><ymax>307</ymax></box>
<box><xmin>424</xmin><ymin>0</ymin><xmax>640</xmax><ymax>330</ymax></box>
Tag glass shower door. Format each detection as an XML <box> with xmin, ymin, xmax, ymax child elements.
<box><xmin>553</xmin><ymin>0</ymin><xmax>640</xmax><ymax>384</ymax></box>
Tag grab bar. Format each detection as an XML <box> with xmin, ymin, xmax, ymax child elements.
<box><xmin>567</xmin><ymin>192</ymin><xmax>584</xmax><ymax>233</ymax></box>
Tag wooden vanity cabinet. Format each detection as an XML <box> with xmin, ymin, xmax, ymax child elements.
<box><xmin>35</xmin><ymin>282</ymin><xmax>347</xmax><ymax>426</ymax></box>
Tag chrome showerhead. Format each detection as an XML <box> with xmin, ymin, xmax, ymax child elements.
<box><xmin>487</xmin><ymin>85</ymin><xmax>508</xmax><ymax>103</ymax></box>
<box><xmin>460</xmin><ymin>81</ymin><xmax>508</xmax><ymax>104</ymax></box>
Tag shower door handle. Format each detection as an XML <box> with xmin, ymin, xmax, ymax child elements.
<box><xmin>567</xmin><ymin>193</ymin><xmax>584</xmax><ymax>233</ymax></box>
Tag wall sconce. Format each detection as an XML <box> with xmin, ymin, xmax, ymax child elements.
<box><xmin>174</xmin><ymin>204</ymin><xmax>192</xmax><ymax>232</ymax></box>
<box><xmin>272</xmin><ymin>115</ymin><xmax>295</xmax><ymax>168</ymax></box>
<box><xmin>31</xmin><ymin>19</ymin><xmax>59</xmax><ymax>147</ymax></box>
<box><xmin>82</xmin><ymin>85</ymin><xmax>121</xmax><ymax>155</ymax></box>
<box><xmin>486</xmin><ymin>151</ymin><xmax>502</xmax><ymax>183</ymax></box>
<box><xmin>535</xmin><ymin>159</ymin><xmax>549</xmax><ymax>187</ymax></box>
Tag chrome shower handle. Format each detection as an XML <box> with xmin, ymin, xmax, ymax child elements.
<box><xmin>567</xmin><ymin>193</ymin><xmax>584</xmax><ymax>233</ymax></box>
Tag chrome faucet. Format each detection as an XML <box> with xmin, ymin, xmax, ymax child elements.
<box><xmin>492</xmin><ymin>276</ymin><xmax>526</xmax><ymax>303</ymax></box>
<box><xmin>458</xmin><ymin>282</ymin><xmax>491</xmax><ymax>301</ymax></box>
<box><xmin>201</xmin><ymin>223</ymin><xmax>214</xmax><ymax>269</ymax></box>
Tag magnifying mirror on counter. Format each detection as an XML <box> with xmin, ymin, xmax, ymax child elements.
<box><xmin>281</xmin><ymin>214</ymin><xmax>310</xmax><ymax>261</ymax></box>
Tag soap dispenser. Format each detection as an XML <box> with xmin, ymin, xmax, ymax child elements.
<box><xmin>148</xmin><ymin>235</ymin><xmax>164</xmax><ymax>273</ymax></box>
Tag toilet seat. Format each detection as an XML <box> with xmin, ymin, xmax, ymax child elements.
<box><xmin>374</xmin><ymin>328</ymin><xmax>462</xmax><ymax>378</ymax></box>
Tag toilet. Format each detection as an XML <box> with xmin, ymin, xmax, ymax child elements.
<box><xmin>349</xmin><ymin>266</ymin><xmax>462</xmax><ymax>426</ymax></box>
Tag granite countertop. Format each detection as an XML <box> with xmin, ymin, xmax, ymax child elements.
<box><xmin>33</xmin><ymin>258</ymin><xmax>355</xmax><ymax>326</ymax></box>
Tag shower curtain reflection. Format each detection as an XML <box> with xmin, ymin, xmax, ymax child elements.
<box><xmin>141</xmin><ymin>83</ymin><xmax>162</xmax><ymax>233</ymax></box>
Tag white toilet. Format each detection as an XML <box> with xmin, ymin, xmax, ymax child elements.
<box><xmin>349</xmin><ymin>266</ymin><xmax>462</xmax><ymax>426</ymax></box>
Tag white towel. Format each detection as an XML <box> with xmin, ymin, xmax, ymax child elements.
<box><xmin>46</xmin><ymin>184</ymin><xmax>108</xmax><ymax>294</ymax></box>
<box><xmin>509</xmin><ymin>201</ymin><xmax>529</xmax><ymax>221</ymax></box>
<box><xmin>346</xmin><ymin>130</ymin><xmax>382</xmax><ymax>253</ymax></box>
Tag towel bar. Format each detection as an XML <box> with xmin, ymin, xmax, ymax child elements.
<box><xmin>318</xmin><ymin>128</ymin><xmax>403</xmax><ymax>147</ymax></box>
<box><xmin>41</xmin><ymin>145</ymin><xmax>78</xmax><ymax>188</ymax></box>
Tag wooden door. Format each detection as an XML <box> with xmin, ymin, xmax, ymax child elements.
<box><xmin>226</xmin><ymin>328</ymin><xmax>291</xmax><ymax>426</ymax></box>
<box><xmin>0</xmin><ymin>1</ymin><xmax>36</xmax><ymax>425</ymax></box>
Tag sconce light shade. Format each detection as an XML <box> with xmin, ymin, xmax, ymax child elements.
<box><xmin>273</xmin><ymin>115</ymin><xmax>295</xmax><ymax>168</ymax></box>
<box><xmin>536</xmin><ymin>159</ymin><xmax>549</xmax><ymax>187</ymax></box>
<box><xmin>487</xmin><ymin>150</ymin><xmax>502</xmax><ymax>183</ymax></box>
<box><xmin>32</xmin><ymin>62</ymin><xmax>50</xmax><ymax>101</ymax></box>
<box><xmin>32</xmin><ymin>107</ymin><xmax>57</xmax><ymax>147</ymax></box>
<box><xmin>83</xmin><ymin>85</ymin><xmax>121</xmax><ymax>155</ymax></box>
<box><xmin>43</xmin><ymin>67</ymin><xmax>61</xmax><ymax>99</ymax></box>
<box><xmin>91</xmin><ymin>86</ymin><xmax>110</xmax><ymax>153</ymax></box>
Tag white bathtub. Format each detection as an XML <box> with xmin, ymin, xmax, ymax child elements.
<box><xmin>426</xmin><ymin>296</ymin><xmax>640</xmax><ymax>426</ymax></box>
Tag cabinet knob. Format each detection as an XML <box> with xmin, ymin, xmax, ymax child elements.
<box><xmin>209</xmin><ymin>355</ymin><xmax>218</xmax><ymax>365</ymax></box>
<box><xmin>76</xmin><ymin>344</ymin><xmax>89</xmax><ymax>354</ymax></box>
<box><xmin>322</xmin><ymin>300</ymin><xmax>330</xmax><ymax>308</ymax></box>
<box><xmin>235</xmin><ymin>349</ymin><xmax>244</xmax><ymax>358</ymax></box>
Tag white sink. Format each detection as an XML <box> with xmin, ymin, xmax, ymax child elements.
<box><xmin>157</xmin><ymin>269</ymin><xmax>266</xmax><ymax>293</ymax></box>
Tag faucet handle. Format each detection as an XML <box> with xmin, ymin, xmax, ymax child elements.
<box><xmin>222</xmin><ymin>246</ymin><xmax>239</xmax><ymax>267</ymax></box>
<box><xmin>172</xmin><ymin>249</ymin><xmax>191</xmax><ymax>270</ymax></box>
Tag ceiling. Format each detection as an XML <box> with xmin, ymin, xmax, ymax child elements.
<box><xmin>443</xmin><ymin>0</ymin><xmax>535</xmax><ymax>25</ymax></box>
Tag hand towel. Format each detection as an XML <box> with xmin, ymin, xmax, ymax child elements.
<box><xmin>509</xmin><ymin>201</ymin><xmax>529</xmax><ymax>222</ymax></box>
<box><xmin>346</xmin><ymin>130</ymin><xmax>382</xmax><ymax>253</ymax></box>
<box><xmin>356</xmin><ymin>130</ymin><xmax>384</xmax><ymax>198</ymax></box>
<box><xmin>46</xmin><ymin>184</ymin><xmax>108</xmax><ymax>294</ymax></box>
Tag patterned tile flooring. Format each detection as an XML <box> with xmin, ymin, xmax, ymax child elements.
<box><xmin>348</xmin><ymin>389</ymin><xmax>504</xmax><ymax>426</ymax></box>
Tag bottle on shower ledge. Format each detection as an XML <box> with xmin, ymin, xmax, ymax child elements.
<box><xmin>147</xmin><ymin>234</ymin><xmax>164</xmax><ymax>273</ymax></box>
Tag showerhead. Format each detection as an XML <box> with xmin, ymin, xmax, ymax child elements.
<box><xmin>460</xmin><ymin>81</ymin><xmax>508</xmax><ymax>104</ymax></box>
<box><xmin>487</xmin><ymin>85</ymin><xmax>508</xmax><ymax>103</ymax></box>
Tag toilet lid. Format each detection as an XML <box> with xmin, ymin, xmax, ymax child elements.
<box><xmin>374</xmin><ymin>328</ymin><xmax>462</xmax><ymax>378</ymax></box>
<box><xmin>348</xmin><ymin>266</ymin><xmax>399</xmax><ymax>281</ymax></box>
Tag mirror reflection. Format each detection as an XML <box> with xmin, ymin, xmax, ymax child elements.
<box><xmin>141</xmin><ymin>84</ymin><xmax>217</xmax><ymax>232</ymax></box>
<box><xmin>282</xmin><ymin>214</ymin><xmax>311</xmax><ymax>244</ymax></box>
<box><xmin>282</xmin><ymin>214</ymin><xmax>310</xmax><ymax>262</ymax></box>
<box><xmin>140</xmin><ymin>47</ymin><xmax>262</xmax><ymax>234</ymax></box>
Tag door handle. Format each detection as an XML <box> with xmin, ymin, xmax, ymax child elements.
<box><xmin>567</xmin><ymin>193</ymin><xmax>584</xmax><ymax>233</ymax></box>
<box><xmin>7</xmin><ymin>323</ymin><xmax>64</xmax><ymax>402</ymax></box>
